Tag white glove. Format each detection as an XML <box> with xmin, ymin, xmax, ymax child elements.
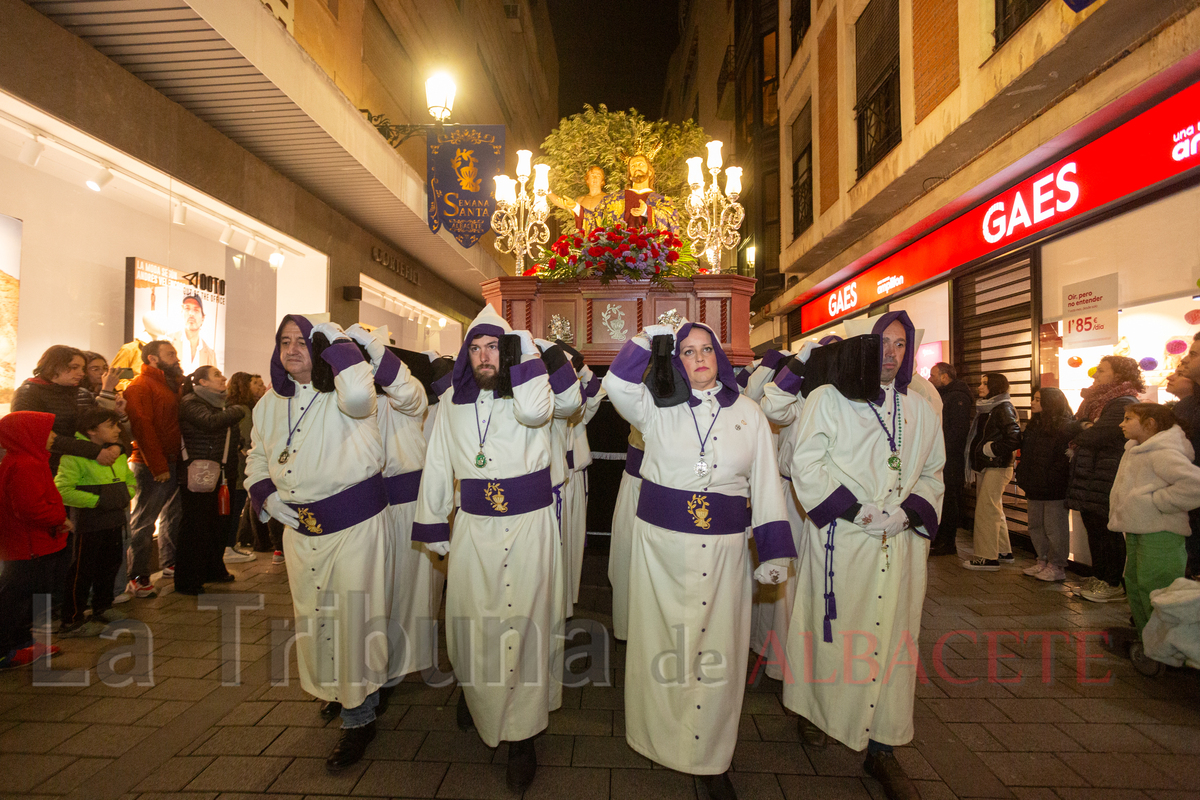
<box><xmin>310</xmin><ymin>321</ymin><xmax>347</xmax><ymax>343</ymax></box>
<box><xmin>533</xmin><ymin>338</ymin><xmax>555</xmax><ymax>353</ymax></box>
<box><xmin>345</xmin><ymin>324</ymin><xmax>387</xmax><ymax>363</ymax></box>
<box><xmin>644</xmin><ymin>324</ymin><xmax>676</xmax><ymax>340</ymax></box>
<box><xmin>578</xmin><ymin>365</ymin><xmax>594</xmax><ymax>384</ymax></box>
<box><xmin>796</xmin><ymin>341</ymin><xmax>818</xmax><ymax>363</ymax></box>
<box><xmin>513</xmin><ymin>330</ymin><xmax>538</xmax><ymax>356</ymax></box>
<box><xmin>753</xmin><ymin>557</ymin><xmax>791</xmax><ymax>585</ymax></box>
<box><xmin>854</xmin><ymin>504</ymin><xmax>888</xmax><ymax>535</ymax></box>
<box><xmin>426</xmin><ymin>540</ymin><xmax>450</xmax><ymax>556</ymax></box>
<box><xmin>264</xmin><ymin>492</ymin><xmax>300</xmax><ymax>528</ymax></box>
<box><xmin>881</xmin><ymin>505</ymin><xmax>910</xmax><ymax>538</ymax></box>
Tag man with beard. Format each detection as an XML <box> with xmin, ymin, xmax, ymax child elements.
<box><xmin>595</xmin><ymin>153</ymin><xmax>680</xmax><ymax>233</ymax></box>
<box><xmin>782</xmin><ymin>311</ymin><xmax>944</xmax><ymax>800</ymax></box>
<box><xmin>928</xmin><ymin>362</ymin><xmax>974</xmax><ymax>556</ymax></box>
<box><xmin>170</xmin><ymin>294</ymin><xmax>217</xmax><ymax>375</ymax></box>
<box><xmin>123</xmin><ymin>340</ymin><xmax>184</xmax><ymax>597</ymax></box>
<box><xmin>412</xmin><ymin>305</ymin><xmax>562</xmax><ymax>794</ymax></box>
<box><xmin>246</xmin><ymin>315</ymin><xmax>391</xmax><ymax>771</ymax></box>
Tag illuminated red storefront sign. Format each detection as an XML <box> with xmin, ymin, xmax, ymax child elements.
<box><xmin>801</xmin><ymin>80</ymin><xmax>1200</xmax><ymax>332</ymax></box>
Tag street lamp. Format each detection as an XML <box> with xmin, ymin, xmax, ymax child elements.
<box><xmin>491</xmin><ymin>149</ymin><xmax>551</xmax><ymax>266</ymax></box>
<box><xmin>360</xmin><ymin>73</ymin><xmax>458</xmax><ymax>146</ymax></box>
<box><xmin>684</xmin><ymin>140</ymin><xmax>745</xmax><ymax>271</ymax></box>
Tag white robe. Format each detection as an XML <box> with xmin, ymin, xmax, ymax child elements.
<box><xmin>603</xmin><ymin>340</ymin><xmax>792</xmax><ymax>774</ymax></box>
<box><xmin>782</xmin><ymin>382</ymin><xmax>945</xmax><ymax>751</ymax></box>
<box><xmin>413</xmin><ymin>357</ymin><xmax>567</xmax><ymax>747</ymax></box>
<box><xmin>608</xmin><ymin>425</ymin><xmax>643</xmax><ymax>642</ymax></box>
<box><xmin>245</xmin><ymin>351</ymin><xmax>389</xmax><ymax>711</ymax></box>
<box><xmin>372</xmin><ymin>353</ymin><xmax>436</xmax><ymax>680</ymax></box>
<box><xmin>564</xmin><ymin>379</ymin><xmax>604</xmax><ymax>608</ymax></box>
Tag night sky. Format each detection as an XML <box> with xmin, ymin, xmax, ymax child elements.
<box><xmin>546</xmin><ymin>0</ymin><xmax>680</xmax><ymax>120</ymax></box>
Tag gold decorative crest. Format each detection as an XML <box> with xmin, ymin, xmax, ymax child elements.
<box><xmin>687</xmin><ymin>494</ymin><xmax>711</xmax><ymax>530</ymax></box>
<box><xmin>485</xmin><ymin>482</ymin><xmax>509</xmax><ymax>513</ymax></box>
<box><xmin>453</xmin><ymin>148</ymin><xmax>481</xmax><ymax>191</ymax></box>
<box><xmin>298</xmin><ymin>507</ymin><xmax>323</xmax><ymax>535</ymax></box>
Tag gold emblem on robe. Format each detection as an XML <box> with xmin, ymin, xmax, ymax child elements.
<box><xmin>486</xmin><ymin>482</ymin><xmax>508</xmax><ymax>513</ymax></box>
<box><xmin>298</xmin><ymin>507</ymin><xmax>322</xmax><ymax>535</ymax></box>
<box><xmin>687</xmin><ymin>494</ymin><xmax>711</xmax><ymax>530</ymax></box>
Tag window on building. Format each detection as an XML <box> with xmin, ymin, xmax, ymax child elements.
<box><xmin>683</xmin><ymin>34</ymin><xmax>699</xmax><ymax>101</ymax></box>
<box><xmin>762</xmin><ymin>31</ymin><xmax>779</xmax><ymax>127</ymax></box>
<box><xmin>791</xmin><ymin>101</ymin><xmax>813</xmax><ymax>239</ymax></box>
<box><xmin>791</xmin><ymin>0</ymin><xmax>810</xmax><ymax>54</ymax></box>
<box><xmin>737</xmin><ymin>63</ymin><xmax>756</xmax><ymax>148</ymax></box>
<box><xmin>763</xmin><ymin>168</ymin><xmax>781</xmax><ymax>282</ymax></box>
<box><xmin>994</xmin><ymin>0</ymin><xmax>1049</xmax><ymax>49</ymax></box>
<box><xmin>692</xmin><ymin>95</ymin><xmax>700</xmax><ymax>124</ymax></box>
<box><xmin>855</xmin><ymin>0</ymin><xmax>901</xmax><ymax>178</ymax></box>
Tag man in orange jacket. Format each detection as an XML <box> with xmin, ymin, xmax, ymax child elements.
<box><xmin>123</xmin><ymin>340</ymin><xmax>183</xmax><ymax>597</ymax></box>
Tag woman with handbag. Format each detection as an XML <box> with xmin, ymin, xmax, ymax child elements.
<box><xmin>174</xmin><ymin>366</ymin><xmax>247</xmax><ymax>595</ymax></box>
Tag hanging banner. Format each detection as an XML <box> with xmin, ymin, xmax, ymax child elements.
<box><xmin>1062</xmin><ymin>272</ymin><xmax>1118</xmax><ymax>348</ymax></box>
<box><xmin>427</xmin><ymin>126</ymin><xmax>505</xmax><ymax>249</ymax></box>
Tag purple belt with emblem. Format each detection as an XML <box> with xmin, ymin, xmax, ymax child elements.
<box><xmin>286</xmin><ymin>473</ymin><xmax>388</xmax><ymax>537</ymax></box>
<box><xmin>636</xmin><ymin>479</ymin><xmax>751</xmax><ymax>536</ymax></box>
<box><xmin>383</xmin><ymin>470</ymin><xmax>422</xmax><ymax>506</ymax></box>
<box><xmin>625</xmin><ymin>445</ymin><xmax>644</xmax><ymax>478</ymax></box>
<box><xmin>460</xmin><ymin>467</ymin><xmax>553</xmax><ymax>517</ymax></box>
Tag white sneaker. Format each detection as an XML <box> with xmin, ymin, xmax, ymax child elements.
<box><xmin>1024</xmin><ymin>559</ymin><xmax>1049</xmax><ymax>576</ymax></box>
<box><xmin>223</xmin><ymin>547</ymin><xmax>256</xmax><ymax>564</ymax></box>
<box><xmin>272</xmin><ymin>550</ymin><xmax>285</xmax><ymax>565</ymax></box>
<box><xmin>160</xmin><ymin>566</ymin><xmax>175</xmax><ymax>578</ymax></box>
<box><xmin>111</xmin><ymin>591</ymin><xmax>132</xmax><ymax>605</ymax></box>
<box><xmin>1082</xmin><ymin>581</ymin><xmax>1126</xmax><ymax>603</ymax></box>
<box><xmin>1036</xmin><ymin>564</ymin><xmax>1067</xmax><ymax>582</ymax></box>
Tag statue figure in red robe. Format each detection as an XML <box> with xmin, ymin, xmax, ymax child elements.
<box><xmin>593</xmin><ymin>149</ymin><xmax>680</xmax><ymax>234</ymax></box>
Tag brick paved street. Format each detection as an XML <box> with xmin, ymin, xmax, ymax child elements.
<box><xmin>2</xmin><ymin>533</ymin><xmax>1198</xmax><ymax>800</ymax></box>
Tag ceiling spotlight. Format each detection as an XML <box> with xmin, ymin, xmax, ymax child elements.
<box><xmin>172</xmin><ymin>203</ymin><xmax>188</xmax><ymax>226</ymax></box>
<box><xmin>269</xmin><ymin>249</ymin><xmax>285</xmax><ymax>269</ymax></box>
<box><xmin>244</xmin><ymin>237</ymin><xmax>257</xmax><ymax>256</ymax></box>
<box><xmin>219</xmin><ymin>224</ymin><xmax>235</xmax><ymax>245</ymax></box>
<box><xmin>86</xmin><ymin>167</ymin><xmax>113</xmax><ymax>191</ymax></box>
<box><xmin>18</xmin><ymin>137</ymin><xmax>44</xmax><ymax>167</ymax></box>
<box><xmin>232</xmin><ymin>254</ymin><xmax>244</xmax><ymax>270</ymax></box>
<box><xmin>438</xmin><ymin>317</ymin><xmax>447</xmax><ymax>328</ymax></box>
<box><xmin>407</xmin><ymin>308</ymin><xmax>418</xmax><ymax>322</ymax></box>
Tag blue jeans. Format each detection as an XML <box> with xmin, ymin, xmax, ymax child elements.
<box><xmin>128</xmin><ymin>461</ymin><xmax>181</xmax><ymax>580</ymax></box>
<box><xmin>340</xmin><ymin>689</ymin><xmax>379</xmax><ymax>729</ymax></box>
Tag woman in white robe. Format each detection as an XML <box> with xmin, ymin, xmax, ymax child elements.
<box><xmin>608</xmin><ymin>424</ymin><xmax>644</xmax><ymax>641</ymax></box>
<box><xmin>602</xmin><ymin>320</ymin><xmax>795</xmax><ymax>797</ymax></box>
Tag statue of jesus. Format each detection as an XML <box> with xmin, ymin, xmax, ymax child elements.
<box><xmin>594</xmin><ymin>151</ymin><xmax>680</xmax><ymax>234</ymax></box>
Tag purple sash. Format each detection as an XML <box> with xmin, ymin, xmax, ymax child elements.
<box><xmin>286</xmin><ymin>473</ymin><xmax>388</xmax><ymax>537</ymax></box>
<box><xmin>383</xmin><ymin>470</ymin><xmax>422</xmax><ymax>506</ymax></box>
<box><xmin>460</xmin><ymin>467</ymin><xmax>552</xmax><ymax>517</ymax></box>
<box><xmin>625</xmin><ymin>445</ymin><xmax>644</xmax><ymax>478</ymax></box>
<box><xmin>636</xmin><ymin>480</ymin><xmax>751</xmax><ymax>536</ymax></box>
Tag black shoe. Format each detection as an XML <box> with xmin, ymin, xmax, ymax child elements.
<box><xmin>506</xmin><ymin>737</ymin><xmax>537</xmax><ymax>793</ymax></box>
<box><xmin>699</xmin><ymin>771</ymin><xmax>738</xmax><ymax>800</ymax></box>
<box><xmin>325</xmin><ymin>721</ymin><xmax>376</xmax><ymax>772</ymax></box>
<box><xmin>928</xmin><ymin>539</ymin><xmax>958</xmax><ymax>556</ymax></box>
<box><xmin>998</xmin><ymin>552</ymin><xmax>1015</xmax><ymax>563</ymax></box>
<box><xmin>319</xmin><ymin>700</ymin><xmax>343</xmax><ymax>722</ymax></box>
<box><xmin>215</xmin><ymin>572</ymin><xmax>236</xmax><ymax>583</ymax></box>
<box><xmin>456</xmin><ymin>690</ymin><xmax>475</xmax><ymax>731</ymax></box>
<box><xmin>376</xmin><ymin>685</ymin><xmax>394</xmax><ymax>717</ymax></box>
<box><xmin>864</xmin><ymin>750</ymin><xmax>919</xmax><ymax>800</ymax></box>
<box><xmin>798</xmin><ymin>716</ymin><xmax>828</xmax><ymax>748</ymax></box>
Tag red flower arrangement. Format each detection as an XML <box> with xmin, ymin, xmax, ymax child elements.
<box><xmin>528</xmin><ymin>224</ymin><xmax>699</xmax><ymax>286</ymax></box>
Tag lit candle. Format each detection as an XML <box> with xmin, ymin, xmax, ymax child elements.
<box><xmin>533</xmin><ymin>163</ymin><xmax>550</xmax><ymax>194</ymax></box>
<box><xmin>706</xmin><ymin>140</ymin><xmax>723</xmax><ymax>171</ymax></box>
<box><xmin>724</xmin><ymin>166</ymin><xmax>742</xmax><ymax>196</ymax></box>
<box><xmin>686</xmin><ymin>157</ymin><xmax>703</xmax><ymax>187</ymax></box>
<box><xmin>494</xmin><ymin>176</ymin><xmax>516</xmax><ymax>205</ymax></box>
<box><xmin>494</xmin><ymin>175</ymin><xmax>509</xmax><ymax>205</ymax></box>
<box><xmin>516</xmin><ymin>150</ymin><xmax>532</xmax><ymax>180</ymax></box>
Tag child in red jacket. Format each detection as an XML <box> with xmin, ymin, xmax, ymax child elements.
<box><xmin>0</xmin><ymin>411</ymin><xmax>73</xmax><ymax>669</ymax></box>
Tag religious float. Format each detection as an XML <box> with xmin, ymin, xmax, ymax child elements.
<box><xmin>483</xmin><ymin>105</ymin><xmax>755</xmax><ymax>364</ymax></box>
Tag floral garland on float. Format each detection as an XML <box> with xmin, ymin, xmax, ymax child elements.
<box><xmin>526</xmin><ymin>224</ymin><xmax>703</xmax><ymax>288</ymax></box>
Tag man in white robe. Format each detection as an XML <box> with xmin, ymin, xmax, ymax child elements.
<box><xmin>603</xmin><ymin>320</ymin><xmax>796</xmax><ymax>800</ymax></box>
<box><xmin>246</xmin><ymin>315</ymin><xmax>391</xmax><ymax>772</ymax></box>
<box><xmin>564</xmin><ymin>361</ymin><xmax>603</xmax><ymax>610</ymax></box>
<box><xmin>782</xmin><ymin>311</ymin><xmax>944</xmax><ymax>800</ymax></box>
<box><xmin>412</xmin><ymin>305</ymin><xmax>566</xmax><ymax>793</ymax></box>
<box><xmin>607</xmin><ymin>423</ymin><xmax>644</xmax><ymax>641</ymax></box>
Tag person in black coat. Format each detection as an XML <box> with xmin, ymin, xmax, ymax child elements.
<box><xmin>11</xmin><ymin>345</ymin><xmax>121</xmax><ymax>472</ymax></box>
<box><xmin>963</xmin><ymin>373</ymin><xmax>1021</xmax><ymax>570</ymax></box>
<box><xmin>929</xmin><ymin>362</ymin><xmax>974</xmax><ymax>555</ymax></box>
<box><xmin>1067</xmin><ymin>355</ymin><xmax>1144</xmax><ymax>601</ymax></box>
<box><xmin>174</xmin><ymin>366</ymin><xmax>247</xmax><ymax>595</ymax></box>
<box><xmin>1174</xmin><ymin>335</ymin><xmax>1200</xmax><ymax>577</ymax></box>
<box><xmin>1015</xmin><ymin>387</ymin><xmax>1079</xmax><ymax>581</ymax></box>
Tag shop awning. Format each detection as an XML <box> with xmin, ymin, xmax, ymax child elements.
<box><xmin>25</xmin><ymin>0</ymin><xmax>505</xmax><ymax>301</ymax></box>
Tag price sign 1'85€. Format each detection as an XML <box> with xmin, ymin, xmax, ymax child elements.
<box><xmin>1062</xmin><ymin>272</ymin><xmax>1119</xmax><ymax>348</ymax></box>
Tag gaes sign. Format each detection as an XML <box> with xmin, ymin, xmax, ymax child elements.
<box><xmin>1062</xmin><ymin>272</ymin><xmax>1118</xmax><ymax>348</ymax></box>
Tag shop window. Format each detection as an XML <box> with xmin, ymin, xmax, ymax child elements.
<box><xmin>994</xmin><ymin>0</ymin><xmax>1049</xmax><ymax>50</ymax></box>
<box><xmin>791</xmin><ymin>0</ymin><xmax>810</xmax><ymax>55</ymax></box>
<box><xmin>762</xmin><ymin>31</ymin><xmax>779</xmax><ymax>127</ymax></box>
<box><xmin>790</xmin><ymin>101</ymin><xmax>813</xmax><ymax>239</ymax></box>
<box><xmin>855</xmin><ymin>0</ymin><xmax>901</xmax><ymax>178</ymax></box>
